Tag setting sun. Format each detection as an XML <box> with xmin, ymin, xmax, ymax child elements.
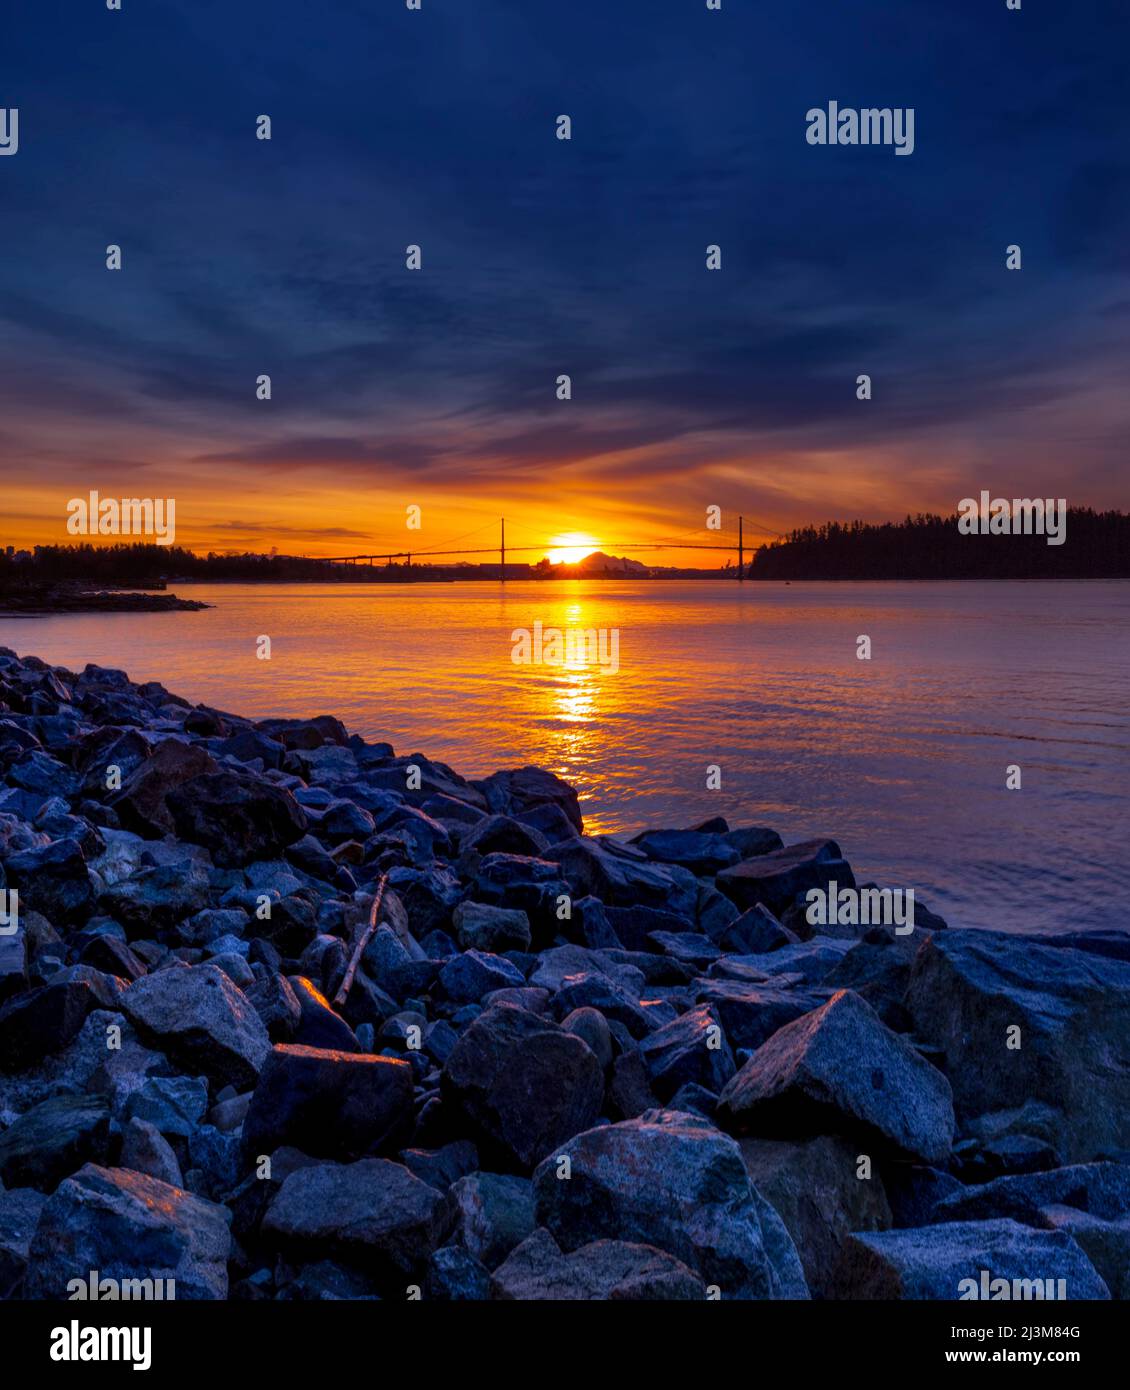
<box><xmin>546</xmin><ymin>532</ymin><xmax>600</xmax><ymax>565</ymax></box>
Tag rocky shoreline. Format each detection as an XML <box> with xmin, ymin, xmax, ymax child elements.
<box><xmin>0</xmin><ymin>647</ymin><xmax>1126</xmax><ymax>1301</ymax></box>
<box><xmin>0</xmin><ymin>587</ymin><xmax>209</xmax><ymax>615</ymax></box>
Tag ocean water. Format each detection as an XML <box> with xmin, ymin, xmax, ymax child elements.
<box><xmin>3</xmin><ymin>578</ymin><xmax>1127</xmax><ymax>936</ymax></box>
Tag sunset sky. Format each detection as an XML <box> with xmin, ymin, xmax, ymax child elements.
<box><xmin>1</xmin><ymin>0</ymin><xmax>1128</xmax><ymax>561</ymax></box>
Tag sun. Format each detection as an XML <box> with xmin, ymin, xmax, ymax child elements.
<box><xmin>546</xmin><ymin>532</ymin><xmax>600</xmax><ymax>565</ymax></box>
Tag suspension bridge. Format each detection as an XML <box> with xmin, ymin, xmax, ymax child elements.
<box><xmin>313</xmin><ymin>515</ymin><xmax>781</xmax><ymax>581</ymax></box>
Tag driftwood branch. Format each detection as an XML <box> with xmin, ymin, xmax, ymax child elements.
<box><xmin>333</xmin><ymin>871</ymin><xmax>388</xmax><ymax>1008</ymax></box>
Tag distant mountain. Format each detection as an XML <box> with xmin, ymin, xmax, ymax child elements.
<box><xmin>574</xmin><ymin>550</ymin><xmax>649</xmax><ymax>576</ymax></box>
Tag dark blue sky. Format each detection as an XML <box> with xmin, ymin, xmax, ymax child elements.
<box><xmin>1</xmin><ymin>0</ymin><xmax>1127</xmax><ymax>552</ymax></box>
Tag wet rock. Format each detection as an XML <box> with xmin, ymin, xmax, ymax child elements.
<box><xmin>477</xmin><ymin>766</ymin><xmax>582</xmax><ymax>833</ymax></box>
<box><xmin>534</xmin><ymin>1108</ymin><xmax>808</xmax><ymax>1298</ymax></box>
<box><xmin>492</xmin><ymin>1227</ymin><xmax>705</xmax><ymax>1300</ymax></box>
<box><xmin>904</xmin><ymin>930</ymin><xmax>1130</xmax><ymax>1163</ymax></box>
<box><xmin>0</xmin><ymin>1094</ymin><xmax>111</xmax><ymax>1191</ymax></box>
<box><xmin>832</xmin><ymin>1219</ymin><xmax>1109</xmax><ymax>1300</ymax></box>
<box><xmin>26</xmin><ymin>1163</ymin><xmax>231</xmax><ymax>1300</ymax></box>
<box><xmin>442</xmin><ymin>1005</ymin><xmax>603</xmax><ymax>1169</ymax></box>
<box><xmin>121</xmin><ymin>964</ymin><xmax>270</xmax><ymax>1090</ymax></box>
<box><xmin>717</xmin><ymin>838</ymin><xmax>854</xmax><ymax>916</ymax></box>
<box><xmin>553</xmin><ymin>840</ymin><xmax>699</xmax><ymax>920</ymax></box>
<box><xmin>255</xmin><ymin>715</ymin><xmax>350</xmax><ymax>751</ymax></box>
<box><xmin>262</xmin><ymin>1158</ymin><xmax>452</xmax><ymax>1280</ymax></box>
<box><xmin>243</xmin><ymin>1043</ymin><xmax>414</xmax><ymax>1162</ymax></box>
<box><xmin>630</xmin><ymin>828</ymin><xmax>740</xmax><ymax>875</ymax></box>
<box><xmin>719</xmin><ymin>990</ymin><xmax>954</xmax><ymax>1165</ymax></box>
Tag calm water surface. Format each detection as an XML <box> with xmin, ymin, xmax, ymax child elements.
<box><xmin>3</xmin><ymin>579</ymin><xmax>1126</xmax><ymax>936</ymax></box>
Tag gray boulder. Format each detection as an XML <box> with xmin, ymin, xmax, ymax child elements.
<box><xmin>491</xmin><ymin>1227</ymin><xmax>705</xmax><ymax>1300</ymax></box>
<box><xmin>242</xmin><ymin>1043</ymin><xmax>414</xmax><ymax>1161</ymax></box>
<box><xmin>833</xmin><ymin>1218</ymin><xmax>1109</xmax><ymax>1300</ymax></box>
<box><xmin>262</xmin><ymin>1158</ymin><xmax>451</xmax><ymax>1278</ymax></box>
<box><xmin>26</xmin><ymin>1163</ymin><xmax>231</xmax><ymax>1300</ymax></box>
<box><xmin>904</xmin><ymin>930</ymin><xmax>1130</xmax><ymax>1163</ymax></box>
<box><xmin>717</xmin><ymin>838</ymin><xmax>854</xmax><ymax>915</ymax></box>
<box><xmin>121</xmin><ymin>964</ymin><xmax>270</xmax><ymax>1090</ymax></box>
<box><xmin>442</xmin><ymin>1005</ymin><xmax>603</xmax><ymax>1169</ymax></box>
<box><xmin>717</xmin><ymin>989</ymin><xmax>954</xmax><ymax>1165</ymax></box>
<box><xmin>533</xmin><ymin>1108</ymin><xmax>808</xmax><ymax>1299</ymax></box>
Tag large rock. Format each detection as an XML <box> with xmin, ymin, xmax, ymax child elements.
<box><xmin>533</xmin><ymin>1109</ymin><xmax>808</xmax><ymax>1299</ymax></box>
<box><xmin>491</xmin><ymin>1228</ymin><xmax>705</xmax><ymax>1300</ymax></box>
<box><xmin>166</xmin><ymin>770</ymin><xmax>307</xmax><ymax>866</ymax></box>
<box><xmin>694</xmin><ymin>978</ymin><xmax>828</xmax><ymax>1052</ymax></box>
<box><xmin>552</xmin><ymin>839</ymin><xmax>699</xmax><ymax>920</ymax></box>
<box><xmin>904</xmin><ymin>930</ymin><xmax>1130</xmax><ymax>1163</ymax></box>
<box><xmin>0</xmin><ymin>1094</ymin><xmax>111</xmax><ymax>1192</ymax></box>
<box><xmin>446</xmin><ymin>1172</ymin><xmax>536</xmax><ymax>1269</ymax></box>
<box><xmin>452</xmin><ymin>900</ymin><xmax>532</xmax><ymax>954</ymax></box>
<box><xmin>441</xmin><ymin>1005</ymin><xmax>603</xmax><ymax>1169</ymax></box>
<box><xmin>262</xmin><ymin>1158</ymin><xmax>451</xmax><ymax>1279</ymax></box>
<box><xmin>1038</xmin><ymin>1206</ymin><xmax>1130</xmax><ymax>1300</ymax></box>
<box><xmin>717</xmin><ymin>838</ymin><xmax>854</xmax><ymax>915</ymax></box>
<box><xmin>739</xmin><ymin>1134</ymin><xmax>892</xmax><ymax>1299</ymax></box>
<box><xmin>25</xmin><ymin>1163</ymin><xmax>231</xmax><ymax>1300</ymax></box>
<box><xmin>930</xmin><ymin>1163</ymin><xmax>1130</xmax><ymax>1226</ymax></box>
<box><xmin>638</xmin><ymin>1003</ymin><xmax>736</xmax><ymax>1102</ymax></box>
<box><xmin>109</xmin><ymin>737</ymin><xmax>219</xmax><ymax>837</ymax></box>
<box><xmin>630</xmin><ymin>828</ymin><xmax>741</xmax><ymax>875</ymax></box>
<box><xmin>0</xmin><ymin>979</ymin><xmax>100</xmax><ymax>1072</ymax></box>
<box><xmin>477</xmin><ymin>766</ymin><xmax>582</xmax><ymax>832</ymax></box>
<box><xmin>717</xmin><ymin>990</ymin><xmax>954</xmax><ymax>1165</ymax></box>
<box><xmin>242</xmin><ymin>1043</ymin><xmax>414</xmax><ymax>1161</ymax></box>
<box><xmin>0</xmin><ymin>1187</ymin><xmax>47</xmax><ymax>1298</ymax></box>
<box><xmin>832</xmin><ymin>1219</ymin><xmax>1110</xmax><ymax>1300</ymax></box>
<box><xmin>121</xmin><ymin>964</ymin><xmax>270</xmax><ymax>1090</ymax></box>
<box><xmin>4</xmin><ymin>839</ymin><xmax>94</xmax><ymax>925</ymax></box>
